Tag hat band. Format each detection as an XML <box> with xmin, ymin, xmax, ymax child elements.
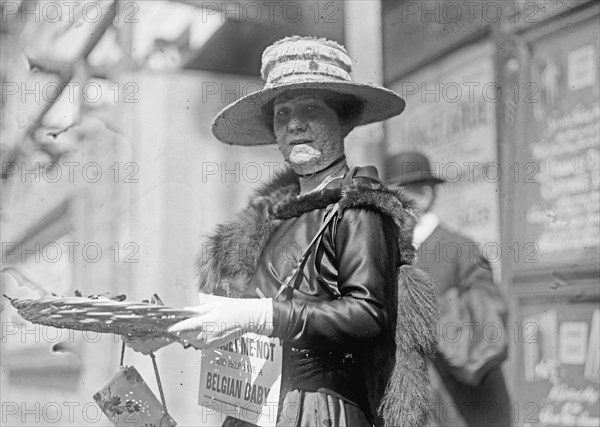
<box><xmin>261</xmin><ymin>39</ymin><xmax>352</xmax><ymax>79</ymax></box>
<box><xmin>266</xmin><ymin>60</ymin><xmax>351</xmax><ymax>86</ymax></box>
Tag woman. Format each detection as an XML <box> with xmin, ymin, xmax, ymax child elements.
<box><xmin>131</xmin><ymin>36</ymin><xmax>438</xmax><ymax>427</ymax></box>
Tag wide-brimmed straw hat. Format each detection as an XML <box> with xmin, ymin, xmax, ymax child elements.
<box><xmin>211</xmin><ymin>36</ymin><xmax>406</xmax><ymax>145</ymax></box>
<box><xmin>385</xmin><ymin>152</ymin><xmax>445</xmax><ymax>186</ymax></box>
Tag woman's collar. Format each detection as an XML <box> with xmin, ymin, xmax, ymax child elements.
<box><xmin>273</xmin><ymin>185</ymin><xmax>342</xmax><ymax>220</ymax></box>
<box><xmin>295</xmin><ymin>155</ymin><xmax>348</xmax><ymax>195</ymax></box>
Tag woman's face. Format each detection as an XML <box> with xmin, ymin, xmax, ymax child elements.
<box><xmin>273</xmin><ymin>93</ymin><xmax>345</xmax><ymax>175</ymax></box>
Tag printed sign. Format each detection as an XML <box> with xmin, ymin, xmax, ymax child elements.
<box><xmin>559</xmin><ymin>322</ymin><xmax>589</xmax><ymax>365</ymax></box>
<box><xmin>518</xmin><ymin>18</ymin><xmax>599</xmax><ymax>270</ymax></box>
<box><xmin>584</xmin><ymin>310</ymin><xmax>599</xmax><ymax>383</ymax></box>
<box><xmin>387</xmin><ymin>43</ymin><xmax>501</xmax><ymax>247</ymax></box>
<box><xmin>567</xmin><ymin>45</ymin><xmax>597</xmax><ymax>91</ymax></box>
<box><xmin>523</xmin><ymin>310</ymin><xmax>559</xmax><ymax>382</ymax></box>
<box><xmin>515</xmin><ymin>301</ymin><xmax>600</xmax><ymax>427</ymax></box>
<box><xmin>199</xmin><ymin>333</ymin><xmax>282</xmax><ymax>427</ymax></box>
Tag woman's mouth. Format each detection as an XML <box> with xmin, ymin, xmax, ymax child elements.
<box><xmin>289</xmin><ymin>138</ymin><xmax>313</xmax><ymax>145</ymax></box>
<box><xmin>289</xmin><ymin>144</ymin><xmax>321</xmax><ymax>164</ymax></box>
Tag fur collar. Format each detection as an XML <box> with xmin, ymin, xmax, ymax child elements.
<box><xmin>197</xmin><ymin>167</ymin><xmax>417</xmax><ymax>296</ymax></box>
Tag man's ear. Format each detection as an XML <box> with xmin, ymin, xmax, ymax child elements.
<box><xmin>423</xmin><ymin>185</ymin><xmax>436</xmax><ymax>210</ymax></box>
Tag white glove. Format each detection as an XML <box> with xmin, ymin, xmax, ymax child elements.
<box><xmin>167</xmin><ymin>294</ymin><xmax>273</xmax><ymax>349</ymax></box>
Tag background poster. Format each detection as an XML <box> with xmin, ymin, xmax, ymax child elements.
<box><xmin>515</xmin><ymin>301</ymin><xmax>599</xmax><ymax>427</ymax></box>
<box><xmin>387</xmin><ymin>43</ymin><xmax>500</xmax><ymax>248</ymax></box>
<box><xmin>517</xmin><ymin>17</ymin><xmax>600</xmax><ymax>271</ymax></box>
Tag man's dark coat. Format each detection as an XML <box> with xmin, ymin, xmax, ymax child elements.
<box><xmin>415</xmin><ymin>225</ymin><xmax>511</xmax><ymax>427</ymax></box>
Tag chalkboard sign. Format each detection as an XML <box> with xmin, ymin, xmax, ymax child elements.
<box><xmin>514</xmin><ymin>298</ymin><xmax>599</xmax><ymax>427</ymax></box>
<box><xmin>516</xmin><ymin>17</ymin><xmax>599</xmax><ymax>272</ymax></box>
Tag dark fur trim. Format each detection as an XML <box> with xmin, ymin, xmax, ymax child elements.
<box><xmin>274</xmin><ymin>187</ymin><xmax>341</xmax><ymax>220</ymax></box>
<box><xmin>198</xmin><ymin>167</ymin><xmax>417</xmax><ymax>294</ymax></box>
<box><xmin>254</xmin><ymin>167</ymin><xmax>299</xmax><ymax>198</ymax></box>
<box><xmin>378</xmin><ymin>265</ymin><xmax>439</xmax><ymax>426</ymax></box>
<box><xmin>197</xmin><ymin>169</ymin><xmax>300</xmax><ymax>296</ymax></box>
<box><xmin>341</xmin><ymin>182</ymin><xmax>417</xmax><ymax>265</ymax></box>
<box><xmin>380</xmin><ymin>348</ymin><xmax>433</xmax><ymax>426</ymax></box>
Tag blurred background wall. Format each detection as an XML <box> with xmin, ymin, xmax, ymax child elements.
<box><xmin>1</xmin><ymin>1</ymin><xmax>599</xmax><ymax>426</ymax></box>
<box><xmin>381</xmin><ymin>2</ymin><xmax>599</xmax><ymax>426</ymax></box>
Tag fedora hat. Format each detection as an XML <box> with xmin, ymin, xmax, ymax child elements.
<box><xmin>211</xmin><ymin>36</ymin><xmax>406</xmax><ymax>146</ymax></box>
<box><xmin>385</xmin><ymin>152</ymin><xmax>445</xmax><ymax>186</ymax></box>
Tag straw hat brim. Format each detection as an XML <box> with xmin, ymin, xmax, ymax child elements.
<box><xmin>211</xmin><ymin>81</ymin><xmax>406</xmax><ymax>146</ymax></box>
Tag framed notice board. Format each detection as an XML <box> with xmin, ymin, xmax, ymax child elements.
<box><xmin>513</xmin><ymin>295</ymin><xmax>599</xmax><ymax>426</ymax></box>
<box><xmin>386</xmin><ymin>43</ymin><xmax>500</xmax><ymax>248</ymax></box>
<box><xmin>514</xmin><ymin>15</ymin><xmax>600</xmax><ymax>274</ymax></box>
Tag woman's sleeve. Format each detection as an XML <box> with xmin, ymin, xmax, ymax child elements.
<box><xmin>271</xmin><ymin>208</ymin><xmax>398</xmax><ymax>350</ymax></box>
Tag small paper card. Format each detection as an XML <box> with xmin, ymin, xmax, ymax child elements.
<box><xmin>199</xmin><ymin>333</ymin><xmax>282</xmax><ymax>427</ymax></box>
<box><xmin>94</xmin><ymin>366</ymin><xmax>177</xmax><ymax>427</ymax></box>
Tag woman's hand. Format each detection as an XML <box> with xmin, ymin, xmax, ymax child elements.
<box><xmin>167</xmin><ymin>294</ymin><xmax>273</xmax><ymax>349</ymax></box>
<box><xmin>122</xmin><ymin>335</ymin><xmax>174</xmax><ymax>355</ymax></box>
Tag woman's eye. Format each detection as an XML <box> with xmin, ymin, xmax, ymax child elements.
<box><xmin>306</xmin><ymin>104</ymin><xmax>321</xmax><ymax>114</ymax></box>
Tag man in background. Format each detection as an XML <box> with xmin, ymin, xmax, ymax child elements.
<box><xmin>385</xmin><ymin>152</ymin><xmax>511</xmax><ymax>427</ymax></box>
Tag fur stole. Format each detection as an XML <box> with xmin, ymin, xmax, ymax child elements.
<box><xmin>197</xmin><ymin>168</ymin><xmax>439</xmax><ymax>427</ymax></box>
